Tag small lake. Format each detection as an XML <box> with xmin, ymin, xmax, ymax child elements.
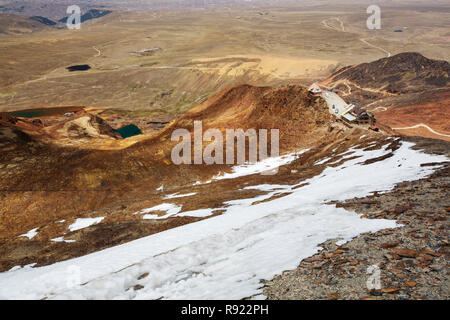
<box><xmin>114</xmin><ymin>124</ymin><xmax>142</xmax><ymax>138</ymax></box>
<box><xmin>67</xmin><ymin>65</ymin><xmax>91</xmax><ymax>72</ymax></box>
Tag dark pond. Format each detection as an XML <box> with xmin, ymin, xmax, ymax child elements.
<box><xmin>67</xmin><ymin>65</ymin><xmax>91</xmax><ymax>72</ymax></box>
<box><xmin>114</xmin><ymin>124</ymin><xmax>142</xmax><ymax>138</ymax></box>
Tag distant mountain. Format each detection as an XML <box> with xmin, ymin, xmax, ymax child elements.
<box><xmin>0</xmin><ymin>1</ymin><xmax>111</xmax><ymax>21</ymax></box>
<box><xmin>1</xmin><ymin>8</ymin><xmax>112</xmax><ymax>31</ymax></box>
<box><xmin>58</xmin><ymin>9</ymin><xmax>112</xmax><ymax>24</ymax></box>
<box><xmin>326</xmin><ymin>52</ymin><xmax>449</xmax><ymax>95</ymax></box>
<box><xmin>0</xmin><ymin>14</ymin><xmax>52</xmax><ymax>34</ymax></box>
<box><xmin>321</xmin><ymin>52</ymin><xmax>450</xmax><ymax>141</ymax></box>
<box><xmin>0</xmin><ymin>4</ymin><xmax>25</xmax><ymax>14</ymax></box>
<box><xmin>29</xmin><ymin>16</ymin><xmax>57</xmax><ymax>26</ymax></box>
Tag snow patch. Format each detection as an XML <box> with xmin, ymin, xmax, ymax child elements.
<box><xmin>68</xmin><ymin>217</ymin><xmax>104</xmax><ymax>232</ymax></box>
<box><xmin>213</xmin><ymin>149</ymin><xmax>309</xmax><ymax>181</ymax></box>
<box><xmin>176</xmin><ymin>208</ymin><xmax>218</xmax><ymax>218</ymax></box>
<box><xmin>138</xmin><ymin>203</ymin><xmax>182</xmax><ymax>220</ymax></box>
<box><xmin>19</xmin><ymin>228</ymin><xmax>39</xmax><ymax>240</ymax></box>
<box><xmin>51</xmin><ymin>237</ymin><xmax>76</xmax><ymax>243</ymax></box>
<box><xmin>8</xmin><ymin>263</ymin><xmax>36</xmax><ymax>272</ymax></box>
<box><xmin>163</xmin><ymin>192</ymin><xmax>196</xmax><ymax>199</ymax></box>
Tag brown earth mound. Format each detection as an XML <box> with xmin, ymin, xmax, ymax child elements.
<box><xmin>321</xmin><ymin>52</ymin><xmax>450</xmax><ymax>141</ymax></box>
<box><xmin>144</xmin><ymin>84</ymin><xmax>334</xmax><ymax>153</ymax></box>
<box><xmin>1</xmin><ymin>108</ymin><xmax>122</xmax><ymax>148</ymax></box>
<box><xmin>0</xmin><ymin>83</ymin><xmax>335</xmax><ymax>191</ymax></box>
<box><xmin>326</xmin><ymin>52</ymin><xmax>449</xmax><ymax>95</ymax></box>
<box><xmin>2</xmin><ymin>84</ymin><xmax>335</xmax><ymax>192</ymax></box>
<box><xmin>375</xmin><ymin>90</ymin><xmax>450</xmax><ymax>141</ymax></box>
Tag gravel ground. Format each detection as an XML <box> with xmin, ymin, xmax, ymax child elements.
<box><xmin>263</xmin><ymin>137</ymin><xmax>449</xmax><ymax>300</ymax></box>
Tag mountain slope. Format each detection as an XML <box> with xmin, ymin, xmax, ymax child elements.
<box><xmin>1</xmin><ymin>135</ymin><xmax>447</xmax><ymax>299</ymax></box>
<box><xmin>325</xmin><ymin>52</ymin><xmax>449</xmax><ymax>94</ymax></box>
<box><xmin>0</xmin><ymin>84</ymin><xmax>373</xmax><ymax>271</ymax></box>
<box><xmin>0</xmin><ymin>14</ymin><xmax>52</xmax><ymax>34</ymax></box>
<box><xmin>141</xmin><ymin>84</ymin><xmax>334</xmax><ymax>154</ymax></box>
<box><xmin>321</xmin><ymin>52</ymin><xmax>450</xmax><ymax>141</ymax></box>
<box><xmin>1</xmin><ymin>82</ymin><xmax>448</xmax><ymax>301</ymax></box>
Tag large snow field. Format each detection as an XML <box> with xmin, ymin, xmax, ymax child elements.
<box><xmin>0</xmin><ymin>140</ymin><xmax>447</xmax><ymax>299</ymax></box>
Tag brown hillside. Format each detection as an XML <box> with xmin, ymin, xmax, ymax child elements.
<box><xmin>329</xmin><ymin>52</ymin><xmax>449</xmax><ymax>93</ymax></box>
<box><xmin>321</xmin><ymin>52</ymin><xmax>450</xmax><ymax>141</ymax></box>
<box><xmin>0</xmin><ymin>84</ymin><xmax>338</xmax><ymax>236</ymax></box>
<box><xmin>139</xmin><ymin>84</ymin><xmax>334</xmax><ymax>152</ymax></box>
<box><xmin>0</xmin><ymin>84</ymin><xmax>379</xmax><ymax>270</ymax></box>
<box><xmin>375</xmin><ymin>90</ymin><xmax>450</xmax><ymax>141</ymax></box>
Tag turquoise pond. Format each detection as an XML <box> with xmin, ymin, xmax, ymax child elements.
<box><xmin>114</xmin><ymin>124</ymin><xmax>142</xmax><ymax>138</ymax></box>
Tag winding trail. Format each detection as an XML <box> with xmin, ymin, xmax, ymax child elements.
<box><xmin>340</xmin><ymin>82</ymin><xmax>352</xmax><ymax>96</ymax></box>
<box><xmin>321</xmin><ymin>19</ymin><xmax>336</xmax><ymax>32</ymax></box>
<box><xmin>359</xmin><ymin>38</ymin><xmax>391</xmax><ymax>58</ymax></box>
<box><xmin>329</xmin><ymin>79</ymin><xmax>396</xmax><ymax>97</ymax></box>
<box><xmin>93</xmin><ymin>46</ymin><xmax>101</xmax><ymax>57</ymax></box>
<box><xmin>393</xmin><ymin>123</ymin><xmax>450</xmax><ymax>138</ymax></box>
<box><xmin>370</xmin><ymin>106</ymin><xmax>388</xmax><ymax>112</ymax></box>
<box><xmin>320</xmin><ymin>17</ymin><xmax>391</xmax><ymax>58</ymax></box>
<box><xmin>335</xmin><ymin>17</ymin><xmax>345</xmax><ymax>32</ymax></box>
<box><xmin>321</xmin><ymin>18</ymin><xmax>345</xmax><ymax>33</ymax></box>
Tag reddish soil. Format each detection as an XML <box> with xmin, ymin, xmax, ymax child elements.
<box><xmin>376</xmin><ymin>91</ymin><xmax>450</xmax><ymax>142</ymax></box>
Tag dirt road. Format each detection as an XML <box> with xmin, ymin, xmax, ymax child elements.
<box><xmin>393</xmin><ymin>124</ymin><xmax>450</xmax><ymax>138</ymax></box>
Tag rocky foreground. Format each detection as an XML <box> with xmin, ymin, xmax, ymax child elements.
<box><xmin>263</xmin><ymin>137</ymin><xmax>449</xmax><ymax>300</ymax></box>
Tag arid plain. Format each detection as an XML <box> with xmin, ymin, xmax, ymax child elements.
<box><xmin>1</xmin><ymin>0</ymin><xmax>449</xmax><ymax>117</ymax></box>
